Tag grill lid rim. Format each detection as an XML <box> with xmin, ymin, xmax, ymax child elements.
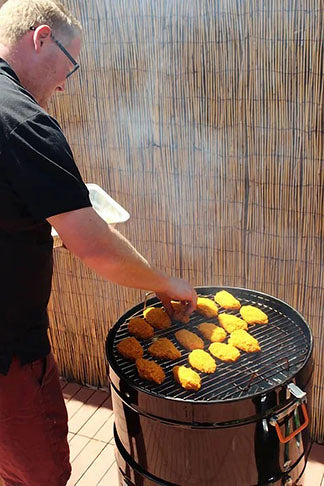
<box><xmin>106</xmin><ymin>286</ymin><xmax>313</xmax><ymax>404</ymax></box>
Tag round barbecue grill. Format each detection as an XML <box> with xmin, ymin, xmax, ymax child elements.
<box><xmin>106</xmin><ymin>286</ymin><xmax>313</xmax><ymax>486</ymax></box>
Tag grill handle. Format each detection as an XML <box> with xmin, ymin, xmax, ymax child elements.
<box><xmin>269</xmin><ymin>383</ymin><xmax>309</xmax><ymax>444</ymax></box>
<box><xmin>144</xmin><ymin>291</ymin><xmax>155</xmax><ymax>310</ymax></box>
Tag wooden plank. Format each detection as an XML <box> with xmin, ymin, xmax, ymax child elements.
<box><xmin>96</xmin><ymin>461</ymin><xmax>119</xmax><ymax>486</ymax></box>
<box><xmin>68</xmin><ymin>390</ymin><xmax>108</xmax><ymax>434</ymax></box>
<box><xmin>60</xmin><ymin>378</ymin><xmax>68</xmax><ymax>390</ymax></box>
<box><xmin>63</xmin><ymin>382</ymin><xmax>83</xmax><ymax>402</ymax></box>
<box><xmin>301</xmin><ymin>444</ymin><xmax>324</xmax><ymax>486</ymax></box>
<box><xmin>68</xmin><ymin>432</ymin><xmax>75</xmax><ymax>443</ymax></box>
<box><xmin>69</xmin><ymin>434</ymin><xmax>91</xmax><ymax>463</ymax></box>
<box><xmin>93</xmin><ymin>412</ymin><xmax>115</xmax><ymax>443</ymax></box>
<box><xmin>66</xmin><ymin>387</ymin><xmax>96</xmax><ymax>420</ymax></box>
<box><xmin>75</xmin><ymin>444</ymin><xmax>116</xmax><ymax>485</ymax></box>
<box><xmin>77</xmin><ymin>398</ymin><xmax>113</xmax><ymax>438</ymax></box>
<box><xmin>67</xmin><ymin>438</ymin><xmax>106</xmax><ymax>486</ymax></box>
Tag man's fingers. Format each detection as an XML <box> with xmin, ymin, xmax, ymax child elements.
<box><xmin>186</xmin><ymin>299</ymin><xmax>196</xmax><ymax>315</ymax></box>
<box><xmin>186</xmin><ymin>290</ymin><xmax>197</xmax><ymax>315</ymax></box>
<box><xmin>163</xmin><ymin>301</ymin><xmax>174</xmax><ymax>317</ymax></box>
<box><xmin>156</xmin><ymin>294</ymin><xmax>174</xmax><ymax>317</ymax></box>
<box><xmin>156</xmin><ymin>282</ymin><xmax>197</xmax><ymax>317</ymax></box>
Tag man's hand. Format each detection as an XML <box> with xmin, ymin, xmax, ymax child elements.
<box><xmin>156</xmin><ymin>277</ymin><xmax>197</xmax><ymax>317</ymax></box>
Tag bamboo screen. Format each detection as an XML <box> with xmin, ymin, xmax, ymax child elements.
<box><xmin>44</xmin><ymin>0</ymin><xmax>324</xmax><ymax>441</ymax></box>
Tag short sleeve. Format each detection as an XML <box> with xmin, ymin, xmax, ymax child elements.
<box><xmin>3</xmin><ymin>112</ymin><xmax>91</xmax><ymax>219</ymax></box>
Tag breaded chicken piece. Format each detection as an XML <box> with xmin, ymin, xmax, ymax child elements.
<box><xmin>143</xmin><ymin>306</ymin><xmax>171</xmax><ymax>330</ymax></box>
<box><xmin>116</xmin><ymin>337</ymin><xmax>144</xmax><ymax>360</ymax></box>
<box><xmin>214</xmin><ymin>290</ymin><xmax>241</xmax><ymax>310</ymax></box>
<box><xmin>240</xmin><ymin>305</ymin><xmax>269</xmax><ymax>325</ymax></box>
<box><xmin>173</xmin><ymin>365</ymin><xmax>201</xmax><ymax>391</ymax></box>
<box><xmin>188</xmin><ymin>349</ymin><xmax>216</xmax><ymax>373</ymax></box>
<box><xmin>197</xmin><ymin>323</ymin><xmax>227</xmax><ymax>343</ymax></box>
<box><xmin>208</xmin><ymin>342</ymin><xmax>241</xmax><ymax>362</ymax></box>
<box><xmin>228</xmin><ymin>329</ymin><xmax>261</xmax><ymax>353</ymax></box>
<box><xmin>196</xmin><ymin>297</ymin><xmax>219</xmax><ymax>318</ymax></box>
<box><xmin>218</xmin><ymin>313</ymin><xmax>248</xmax><ymax>333</ymax></box>
<box><xmin>148</xmin><ymin>338</ymin><xmax>181</xmax><ymax>360</ymax></box>
<box><xmin>175</xmin><ymin>329</ymin><xmax>204</xmax><ymax>351</ymax></box>
<box><xmin>171</xmin><ymin>301</ymin><xmax>190</xmax><ymax>324</ymax></box>
<box><xmin>136</xmin><ymin>358</ymin><xmax>165</xmax><ymax>384</ymax></box>
<box><xmin>128</xmin><ymin>317</ymin><xmax>154</xmax><ymax>339</ymax></box>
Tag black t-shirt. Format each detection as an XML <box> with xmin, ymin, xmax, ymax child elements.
<box><xmin>0</xmin><ymin>58</ymin><xmax>91</xmax><ymax>374</ymax></box>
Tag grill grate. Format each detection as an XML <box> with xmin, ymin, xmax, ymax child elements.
<box><xmin>109</xmin><ymin>287</ymin><xmax>312</xmax><ymax>402</ymax></box>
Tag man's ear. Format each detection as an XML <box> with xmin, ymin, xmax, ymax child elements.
<box><xmin>31</xmin><ymin>25</ymin><xmax>52</xmax><ymax>53</ymax></box>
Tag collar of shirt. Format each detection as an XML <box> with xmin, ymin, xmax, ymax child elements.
<box><xmin>0</xmin><ymin>57</ymin><xmax>21</xmax><ymax>83</ymax></box>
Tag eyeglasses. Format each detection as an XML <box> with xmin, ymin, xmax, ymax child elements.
<box><xmin>30</xmin><ymin>26</ymin><xmax>80</xmax><ymax>79</ymax></box>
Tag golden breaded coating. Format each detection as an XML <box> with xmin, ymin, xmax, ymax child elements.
<box><xmin>128</xmin><ymin>317</ymin><xmax>154</xmax><ymax>339</ymax></box>
<box><xmin>136</xmin><ymin>358</ymin><xmax>165</xmax><ymax>384</ymax></box>
<box><xmin>197</xmin><ymin>323</ymin><xmax>227</xmax><ymax>343</ymax></box>
<box><xmin>214</xmin><ymin>290</ymin><xmax>241</xmax><ymax>310</ymax></box>
<box><xmin>148</xmin><ymin>338</ymin><xmax>181</xmax><ymax>360</ymax></box>
<box><xmin>175</xmin><ymin>329</ymin><xmax>204</xmax><ymax>351</ymax></box>
<box><xmin>143</xmin><ymin>306</ymin><xmax>171</xmax><ymax>330</ymax></box>
<box><xmin>228</xmin><ymin>329</ymin><xmax>261</xmax><ymax>353</ymax></box>
<box><xmin>196</xmin><ymin>297</ymin><xmax>219</xmax><ymax>318</ymax></box>
<box><xmin>116</xmin><ymin>337</ymin><xmax>144</xmax><ymax>360</ymax></box>
<box><xmin>218</xmin><ymin>313</ymin><xmax>248</xmax><ymax>333</ymax></box>
<box><xmin>208</xmin><ymin>342</ymin><xmax>241</xmax><ymax>362</ymax></box>
<box><xmin>173</xmin><ymin>365</ymin><xmax>201</xmax><ymax>391</ymax></box>
<box><xmin>188</xmin><ymin>349</ymin><xmax>216</xmax><ymax>373</ymax></box>
<box><xmin>240</xmin><ymin>305</ymin><xmax>269</xmax><ymax>325</ymax></box>
<box><xmin>171</xmin><ymin>301</ymin><xmax>190</xmax><ymax>324</ymax></box>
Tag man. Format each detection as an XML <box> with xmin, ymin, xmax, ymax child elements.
<box><xmin>0</xmin><ymin>1</ymin><xmax>197</xmax><ymax>485</ymax></box>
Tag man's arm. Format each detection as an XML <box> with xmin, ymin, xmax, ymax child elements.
<box><xmin>47</xmin><ymin>207</ymin><xmax>197</xmax><ymax>315</ymax></box>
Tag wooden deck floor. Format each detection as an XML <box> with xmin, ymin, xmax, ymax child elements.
<box><xmin>62</xmin><ymin>380</ymin><xmax>119</xmax><ymax>486</ymax></box>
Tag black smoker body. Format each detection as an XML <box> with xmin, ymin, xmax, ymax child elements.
<box><xmin>106</xmin><ymin>287</ymin><xmax>313</xmax><ymax>486</ymax></box>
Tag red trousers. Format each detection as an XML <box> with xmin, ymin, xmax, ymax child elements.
<box><xmin>0</xmin><ymin>353</ymin><xmax>71</xmax><ymax>486</ymax></box>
